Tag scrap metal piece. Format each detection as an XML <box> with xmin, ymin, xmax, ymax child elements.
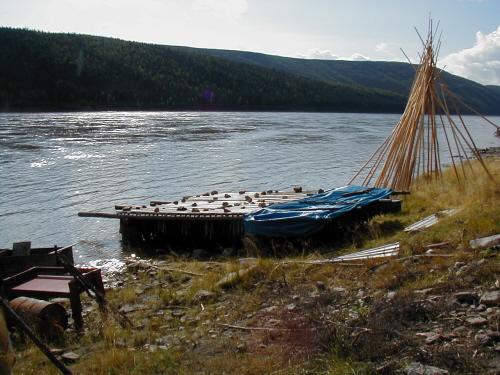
<box><xmin>312</xmin><ymin>242</ymin><xmax>400</xmax><ymax>263</ymax></box>
<box><xmin>404</xmin><ymin>209</ymin><xmax>461</xmax><ymax>233</ymax></box>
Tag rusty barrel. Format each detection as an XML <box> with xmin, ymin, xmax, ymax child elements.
<box><xmin>9</xmin><ymin>297</ymin><xmax>68</xmax><ymax>338</ymax></box>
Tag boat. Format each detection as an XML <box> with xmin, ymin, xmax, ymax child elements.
<box><xmin>495</xmin><ymin>128</ymin><xmax>500</xmax><ymax>138</ymax></box>
<box><xmin>244</xmin><ymin>185</ymin><xmax>399</xmax><ymax>238</ymax></box>
<box><xmin>0</xmin><ymin>242</ymin><xmax>74</xmax><ymax>279</ymax></box>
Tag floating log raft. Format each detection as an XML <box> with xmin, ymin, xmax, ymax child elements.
<box><xmin>79</xmin><ymin>187</ymin><xmax>402</xmax><ymax>251</ymax></box>
<box><xmin>79</xmin><ymin>189</ymin><xmax>320</xmax><ymax>250</ymax></box>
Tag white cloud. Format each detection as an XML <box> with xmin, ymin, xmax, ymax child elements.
<box><xmin>375</xmin><ymin>43</ymin><xmax>390</xmax><ymax>53</ymax></box>
<box><xmin>295</xmin><ymin>48</ymin><xmax>338</xmax><ymax>60</ymax></box>
<box><xmin>295</xmin><ymin>48</ymin><xmax>370</xmax><ymax>61</ymax></box>
<box><xmin>192</xmin><ymin>0</ymin><xmax>248</xmax><ymax>19</ymax></box>
<box><xmin>439</xmin><ymin>26</ymin><xmax>500</xmax><ymax>85</ymax></box>
<box><xmin>347</xmin><ymin>53</ymin><xmax>370</xmax><ymax>61</ymax></box>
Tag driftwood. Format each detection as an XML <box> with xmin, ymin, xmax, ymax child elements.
<box><xmin>148</xmin><ymin>264</ymin><xmax>203</xmax><ymax>277</ymax></box>
<box><xmin>216</xmin><ymin>323</ymin><xmax>315</xmax><ymax>332</ymax></box>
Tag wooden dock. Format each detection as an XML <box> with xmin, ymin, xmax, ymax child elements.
<box><xmin>79</xmin><ymin>187</ymin><xmax>402</xmax><ymax>251</ymax></box>
<box><xmin>79</xmin><ymin>188</ymin><xmax>320</xmax><ymax>250</ymax></box>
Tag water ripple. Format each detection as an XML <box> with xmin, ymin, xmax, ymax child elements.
<box><xmin>1</xmin><ymin>111</ymin><xmax>498</xmax><ymax>264</ymax></box>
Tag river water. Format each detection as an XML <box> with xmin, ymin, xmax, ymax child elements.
<box><xmin>1</xmin><ymin>111</ymin><xmax>498</xmax><ymax>265</ymax></box>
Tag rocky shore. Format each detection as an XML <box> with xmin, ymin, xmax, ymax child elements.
<box><xmin>51</xmin><ymin>237</ymin><xmax>500</xmax><ymax>374</ymax></box>
<box><xmin>479</xmin><ymin>146</ymin><xmax>500</xmax><ymax>156</ymax></box>
<box><xmin>10</xmin><ymin>155</ymin><xmax>500</xmax><ymax>374</ymax></box>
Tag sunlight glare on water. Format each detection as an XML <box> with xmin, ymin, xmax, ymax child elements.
<box><xmin>0</xmin><ymin>111</ymin><xmax>498</xmax><ymax>264</ymax></box>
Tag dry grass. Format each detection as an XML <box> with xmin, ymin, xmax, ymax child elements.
<box><xmin>10</xmin><ymin>158</ymin><xmax>500</xmax><ymax>374</ymax></box>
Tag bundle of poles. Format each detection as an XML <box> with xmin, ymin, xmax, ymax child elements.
<box><xmin>349</xmin><ymin>20</ymin><xmax>497</xmax><ymax>191</ymax></box>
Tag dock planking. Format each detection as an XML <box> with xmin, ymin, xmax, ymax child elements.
<box><xmin>79</xmin><ymin>187</ymin><xmax>401</xmax><ymax>252</ymax></box>
<box><xmin>78</xmin><ymin>188</ymin><xmax>321</xmax><ymax>250</ymax></box>
<box><xmin>80</xmin><ymin>189</ymin><xmax>318</xmax><ymax>221</ymax></box>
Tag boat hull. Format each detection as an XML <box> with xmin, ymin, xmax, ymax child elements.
<box><xmin>0</xmin><ymin>246</ymin><xmax>74</xmax><ymax>279</ymax></box>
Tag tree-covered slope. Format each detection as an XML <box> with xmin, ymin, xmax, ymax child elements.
<box><xmin>178</xmin><ymin>47</ymin><xmax>500</xmax><ymax>115</ymax></box>
<box><xmin>0</xmin><ymin>28</ymin><xmax>407</xmax><ymax>113</ymax></box>
<box><xmin>486</xmin><ymin>85</ymin><xmax>500</xmax><ymax>96</ymax></box>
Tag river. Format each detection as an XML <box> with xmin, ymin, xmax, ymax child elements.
<box><xmin>1</xmin><ymin>111</ymin><xmax>498</xmax><ymax>264</ymax></box>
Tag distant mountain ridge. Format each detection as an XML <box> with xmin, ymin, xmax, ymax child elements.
<box><xmin>1</xmin><ymin>28</ymin><xmax>499</xmax><ymax>114</ymax></box>
<box><xmin>177</xmin><ymin>47</ymin><xmax>500</xmax><ymax>115</ymax></box>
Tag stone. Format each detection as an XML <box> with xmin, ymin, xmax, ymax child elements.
<box><xmin>61</xmin><ymin>352</ymin><xmax>80</xmax><ymax>363</ymax></box>
<box><xmin>425</xmin><ymin>332</ymin><xmax>441</xmax><ymax>345</ymax></box>
<box><xmin>486</xmin><ymin>330</ymin><xmax>500</xmax><ymax>340</ymax></box>
<box><xmin>309</xmin><ymin>290</ymin><xmax>321</xmax><ymax>299</ymax></box>
<box><xmin>476</xmin><ymin>304</ymin><xmax>487</xmax><ymax>312</ymax></box>
<box><xmin>260</xmin><ymin>306</ymin><xmax>278</xmax><ymax>314</ymax></box>
<box><xmin>119</xmin><ymin>304</ymin><xmax>138</xmax><ymax>313</ymax></box>
<box><xmin>192</xmin><ymin>249</ymin><xmax>211</xmax><ymax>259</ymax></box>
<box><xmin>481</xmin><ymin>291</ymin><xmax>500</xmax><ymax>306</ymax></box>
<box><xmin>455</xmin><ymin>267</ymin><xmax>469</xmax><ymax>277</ymax></box>
<box><xmin>455</xmin><ymin>291</ymin><xmax>479</xmax><ymax>304</ymax></box>
<box><xmin>385</xmin><ymin>291</ymin><xmax>397</xmax><ymax>301</ymax></box>
<box><xmin>414</xmin><ymin>288</ymin><xmax>435</xmax><ymax>296</ymax></box>
<box><xmin>144</xmin><ymin>344</ymin><xmax>158</xmax><ymax>353</ymax></box>
<box><xmin>238</xmin><ymin>258</ymin><xmax>258</xmax><ymax>268</ymax></box>
<box><xmin>316</xmin><ymin>281</ymin><xmax>326</xmax><ymax>291</ymax></box>
<box><xmin>216</xmin><ymin>266</ymin><xmax>256</xmax><ymax>288</ymax></box>
<box><xmin>466</xmin><ymin>316</ymin><xmax>489</xmax><ymax>326</ymax></box>
<box><xmin>404</xmin><ymin>362</ymin><xmax>449</xmax><ymax>375</ymax></box>
<box><xmin>475</xmin><ymin>332</ymin><xmax>493</xmax><ymax>346</ymax></box>
<box><xmin>469</xmin><ymin>234</ymin><xmax>500</xmax><ymax>250</ymax></box>
<box><xmin>486</xmin><ymin>307</ymin><xmax>498</xmax><ymax>315</ymax></box>
<box><xmin>193</xmin><ymin>290</ymin><xmax>216</xmax><ymax>302</ymax></box>
<box><xmin>331</xmin><ymin>287</ymin><xmax>348</xmax><ymax>294</ymax></box>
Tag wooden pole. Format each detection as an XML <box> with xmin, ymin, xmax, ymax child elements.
<box><xmin>349</xmin><ymin>21</ymin><xmax>498</xmax><ymax>190</ymax></box>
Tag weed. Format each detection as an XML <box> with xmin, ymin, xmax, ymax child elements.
<box><xmin>10</xmin><ymin>157</ymin><xmax>500</xmax><ymax>374</ymax></box>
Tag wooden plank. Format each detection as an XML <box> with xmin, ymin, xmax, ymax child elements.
<box><xmin>80</xmin><ymin>189</ymin><xmax>319</xmax><ymax>221</ymax></box>
<box><xmin>78</xmin><ymin>212</ymin><xmax>121</xmax><ymax>219</ymax></box>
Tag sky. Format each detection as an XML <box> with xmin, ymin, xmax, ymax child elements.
<box><xmin>1</xmin><ymin>0</ymin><xmax>499</xmax><ymax>85</ymax></box>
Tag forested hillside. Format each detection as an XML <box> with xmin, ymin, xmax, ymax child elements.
<box><xmin>0</xmin><ymin>28</ymin><xmax>406</xmax><ymax>112</ymax></box>
<box><xmin>487</xmin><ymin>85</ymin><xmax>500</xmax><ymax>96</ymax></box>
<box><xmin>1</xmin><ymin>28</ymin><xmax>499</xmax><ymax>114</ymax></box>
<box><xmin>180</xmin><ymin>47</ymin><xmax>500</xmax><ymax>115</ymax></box>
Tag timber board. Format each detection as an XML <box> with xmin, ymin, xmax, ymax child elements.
<box><xmin>82</xmin><ymin>189</ymin><xmax>319</xmax><ymax>220</ymax></box>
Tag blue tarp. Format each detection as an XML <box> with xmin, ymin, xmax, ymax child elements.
<box><xmin>243</xmin><ymin>185</ymin><xmax>393</xmax><ymax>237</ymax></box>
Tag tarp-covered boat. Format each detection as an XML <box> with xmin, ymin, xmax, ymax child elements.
<box><xmin>243</xmin><ymin>185</ymin><xmax>394</xmax><ymax>237</ymax></box>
